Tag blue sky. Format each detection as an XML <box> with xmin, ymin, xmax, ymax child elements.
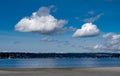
<box><xmin>0</xmin><ymin>0</ymin><xmax>120</xmax><ymax>53</ymax></box>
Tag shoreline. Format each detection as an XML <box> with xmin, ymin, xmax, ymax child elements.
<box><xmin>0</xmin><ymin>67</ymin><xmax>120</xmax><ymax>76</ymax></box>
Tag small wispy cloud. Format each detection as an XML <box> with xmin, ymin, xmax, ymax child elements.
<box><xmin>41</xmin><ymin>37</ymin><xmax>57</xmax><ymax>42</ymax></box>
<box><xmin>88</xmin><ymin>10</ymin><xmax>95</xmax><ymax>15</ymax></box>
<box><xmin>41</xmin><ymin>37</ymin><xmax>52</xmax><ymax>42</ymax></box>
<box><xmin>41</xmin><ymin>36</ymin><xmax>70</xmax><ymax>46</ymax></box>
<box><xmin>49</xmin><ymin>5</ymin><xmax>57</xmax><ymax>12</ymax></box>
<box><xmin>13</xmin><ymin>41</ymin><xmax>21</xmax><ymax>45</ymax></box>
<box><xmin>75</xmin><ymin>10</ymin><xmax>103</xmax><ymax>23</ymax></box>
<box><xmin>84</xmin><ymin>13</ymin><xmax>104</xmax><ymax>23</ymax></box>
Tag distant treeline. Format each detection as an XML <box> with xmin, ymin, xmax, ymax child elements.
<box><xmin>0</xmin><ymin>52</ymin><xmax>120</xmax><ymax>59</ymax></box>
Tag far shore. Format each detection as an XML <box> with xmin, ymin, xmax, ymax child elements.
<box><xmin>0</xmin><ymin>67</ymin><xmax>120</xmax><ymax>76</ymax></box>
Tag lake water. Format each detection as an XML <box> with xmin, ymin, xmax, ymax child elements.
<box><xmin>0</xmin><ymin>58</ymin><xmax>120</xmax><ymax>68</ymax></box>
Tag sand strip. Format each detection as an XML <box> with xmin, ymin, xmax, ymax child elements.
<box><xmin>0</xmin><ymin>67</ymin><xmax>120</xmax><ymax>76</ymax></box>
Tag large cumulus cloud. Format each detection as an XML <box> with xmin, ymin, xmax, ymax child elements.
<box><xmin>15</xmin><ymin>6</ymin><xmax>67</xmax><ymax>34</ymax></box>
<box><xmin>72</xmin><ymin>23</ymin><xmax>100</xmax><ymax>37</ymax></box>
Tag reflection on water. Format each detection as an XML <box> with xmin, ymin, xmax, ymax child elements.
<box><xmin>0</xmin><ymin>58</ymin><xmax>120</xmax><ymax>68</ymax></box>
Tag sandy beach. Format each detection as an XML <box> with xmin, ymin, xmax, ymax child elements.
<box><xmin>0</xmin><ymin>67</ymin><xmax>120</xmax><ymax>76</ymax></box>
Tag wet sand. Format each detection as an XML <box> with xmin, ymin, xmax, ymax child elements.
<box><xmin>0</xmin><ymin>67</ymin><xmax>120</xmax><ymax>76</ymax></box>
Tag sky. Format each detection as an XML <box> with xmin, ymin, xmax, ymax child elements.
<box><xmin>0</xmin><ymin>0</ymin><xmax>120</xmax><ymax>53</ymax></box>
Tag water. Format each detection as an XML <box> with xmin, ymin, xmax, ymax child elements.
<box><xmin>0</xmin><ymin>58</ymin><xmax>120</xmax><ymax>68</ymax></box>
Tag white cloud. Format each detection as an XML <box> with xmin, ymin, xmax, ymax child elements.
<box><xmin>86</xmin><ymin>33</ymin><xmax>120</xmax><ymax>52</ymax></box>
<box><xmin>102</xmin><ymin>33</ymin><xmax>120</xmax><ymax>49</ymax></box>
<box><xmin>92</xmin><ymin>43</ymin><xmax>120</xmax><ymax>52</ymax></box>
<box><xmin>73</xmin><ymin>23</ymin><xmax>100</xmax><ymax>37</ymax></box>
<box><xmin>103</xmin><ymin>33</ymin><xmax>120</xmax><ymax>40</ymax></box>
<box><xmin>15</xmin><ymin>6</ymin><xmax>67</xmax><ymax>34</ymax></box>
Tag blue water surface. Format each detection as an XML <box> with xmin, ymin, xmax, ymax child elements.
<box><xmin>0</xmin><ymin>58</ymin><xmax>120</xmax><ymax>68</ymax></box>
